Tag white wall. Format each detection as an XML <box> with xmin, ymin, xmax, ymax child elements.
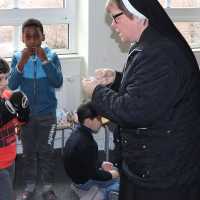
<box><xmin>76</xmin><ymin>0</ymin><xmax>131</xmax><ymax>141</ymax></box>
<box><xmin>90</xmin><ymin>0</ymin><xmax>130</xmax><ymax>76</ymax></box>
<box><xmin>59</xmin><ymin>56</ymin><xmax>83</xmax><ymax>111</ymax></box>
<box><xmin>77</xmin><ymin>0</ymin><xmax>130</xmax><ymax>77</ymax></box>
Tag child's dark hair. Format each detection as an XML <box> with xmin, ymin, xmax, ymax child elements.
<box><xmin>77</xmin><ymin>100</ymin><xmax>98</xmax><ymax>124</ymax></box>
<box><xmin>0</xmin><ymin>57</ymin><xmax>10</xmax><ymax>74</ymax></box>
<box><xmin>22</xmin><ymin>18</ymin><xmax>43</xmax><ymax>35</ymax></box>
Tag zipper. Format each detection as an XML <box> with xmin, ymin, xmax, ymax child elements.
<box><xmin>34</xmin><ymin>60</ymin><xmax>36</xmax><ymax>116</ymax></box>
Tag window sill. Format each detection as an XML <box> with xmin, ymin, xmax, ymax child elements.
<box><xmin>193</xmin><ymin>49</ymin><xmax>200</xmax><ymax>54</ymax></box>
<box><xmin>58</xmin><ymin>54</ymin><xmax>83</xmax><ymax>62</ymax></box>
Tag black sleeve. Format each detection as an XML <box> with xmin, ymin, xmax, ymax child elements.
<box><xmin>96</xmin><ymin>160</ymin><xmax>103</xmax><ymax>168</ymax></box>
<box><xmin>79</xmin><ymin>145</ymin><xmax>112</xmax><ymax>181</ymax></box>
<box><xmin>109</xmin><ymin>71</ymin><xmax>122</xmax><ymax>93</ymax></box>
<box><xmin>91</xmin><ymin>48</ymin><xmax>181</xmax><ymax>128</ymax></box>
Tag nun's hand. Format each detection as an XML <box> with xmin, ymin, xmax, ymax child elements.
<box><xmin>95</xmin><ymin>68</ymin><xmax>116</xmax><ymax>85</ymax></box>
<box><xmin>82</xmin><ymin>77</ymin><xmax>100</xmax><ymax>97</ymax></box>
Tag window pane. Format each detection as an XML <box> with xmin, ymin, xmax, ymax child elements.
<box><xmin>38</xmin><ymin>24</ymin><xmax>69</xmax><ymax>49</ymax></box>
<box><xmin>171</xmin><ymin>0</ymin><xmax>200</xmax><ymax>7</ymax></box>
<box><xmin>158</xmin><ymin>0</ymin><xmax>165</xmax><ymax>7</ymax></box>
<box><xmin>0</xmin><ymin>26</ymin><xmax>14</xmax><ymax>52</ymax></box>
<box><xmin>0</xmin><ymin>0</ymin><xmax>63</xmax><ymax>8</ymax></box>
<box><xmin>0</xmin><ymin>0</ymin><xmax>11</xmax><ymax>8</ymax></box>
<box><xmin>0</xmin><ymin>24</ymin><xmax>68</xmax><ymax>54</ymax></box>
<box><xmin>158</xmin><ymin>0</ymin><xmax>200</xmax><ymax>8</ymax></box>
<box><xmin>155</xmin><ymin>1</ymin><xmax>200</xmax><ymax>47</ymax></box>
<box><xmin>174</xmin><ymin>22</ymin><xmax>200</xmax><ymax>44</ymax></box>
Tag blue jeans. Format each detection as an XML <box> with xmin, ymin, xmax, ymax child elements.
<box><xmin>76</xmin><ymin>167</ymin><xmax>119</xmax><ymax>200</ymax></box>
<box><xmin>0</xmin><ymin>161</ymin><xmax>15</xmax><ymax>200</ymax></box>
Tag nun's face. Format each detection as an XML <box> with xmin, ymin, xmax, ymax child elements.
<box><xmin>109</xmin><ymin>5</ymin><xmax>141</xmax><ymax>43</ymax></box>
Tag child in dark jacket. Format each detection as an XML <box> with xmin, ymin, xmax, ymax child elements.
<box><xmin>0</xmin><ymin>57</ymin><xmax>30</xmax><ymax>200</ymax></box>
<box><xmin>9</xmin><ymin>18</ymin><xmax>63</xmax><ymax>200</ymax></box>
<box><xmin>63</xmin><ymin>100</ymin><xmax>119</xmax><ymax>200</ymax></box>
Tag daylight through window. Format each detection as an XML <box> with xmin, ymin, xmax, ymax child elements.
<box><xmin>158</xmin><ymin>0</ymin><xmax>200</xmax><ymax>48</ymax></box>
<box><xmin>0</xmin><ymin>0</ymin><xmax>77</xmax><ymax>57</ymax></box>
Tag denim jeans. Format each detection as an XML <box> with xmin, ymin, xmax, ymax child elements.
<box><xmin>0</xmin><ymin>161</ymin><xmax>15</xmax><ymax>200</ymax></box>
<box><xmin>76</xmin><ymin>167</ymin><xmax>119</xmax><ymax>200</ymax></box>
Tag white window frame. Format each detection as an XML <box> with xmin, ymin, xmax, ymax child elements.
<box><xmin>0</xmin><ymin>0</ymin><xmax>77</xmax><ymax>57</ymax></box>
<box><xmin>165</xmin><ymin>8</ymin><xmax>200</xmax><ymax>22</ymax></box>
<box><xmin>164</xmin><ymin>5</ymin><xmax>200</xmax><ymax>49</ymax></box>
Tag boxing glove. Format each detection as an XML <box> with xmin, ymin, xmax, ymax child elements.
<box><xmin>0</xmin><ymin>96</ymin><xmax>17</xmax><ymax>128</ymax></box>
<box><xmin>9</xmin><ymin>91</ymin><xmax>30</xmax><ymax>123</ymax></box>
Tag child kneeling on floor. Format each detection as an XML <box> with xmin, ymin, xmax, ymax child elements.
<box><xmin>62</xmin><ymin>99</ymin><xmax>119</xmax><ymax>200</ymax></box>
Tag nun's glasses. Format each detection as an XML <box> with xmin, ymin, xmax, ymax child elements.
<box><xmin>111</xmin><ymin>12</ymin><xmax>124</xmax><ymax>24</ymax></box>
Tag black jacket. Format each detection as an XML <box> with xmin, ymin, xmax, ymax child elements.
<box><xmin>62</xmin><ymin>124</ymin><xmax>112</xmax><ymax>184</ymax></box>
<box><xmin>92</xmin><ymin>26</ymin><xmax>200</xmax><ymax>189</ymax></box>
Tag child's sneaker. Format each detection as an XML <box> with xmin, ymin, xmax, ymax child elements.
<box><xmin>16</xmin><ymin>189</ymin><xmax>35</xmax><ymax>200</ymax></box>
<box><xmin>42</xmin><ymin>189</ymin><xmax>57</xmax><ymax>200</ymax></box>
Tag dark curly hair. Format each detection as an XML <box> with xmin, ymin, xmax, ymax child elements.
<box><xmin>0</xmin><ymin>57</ymin><xmax>10</xmax><ymax>74</ymax></box>
<box><xmin>22</xmin><ymin>18</ymin><xmax>44</xmax><ymax>35</ymax></box>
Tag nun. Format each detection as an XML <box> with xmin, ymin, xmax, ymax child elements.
<box><xmin>82</xmin><ymin>0</ymin><xmax>200</xmax><ymax>199</ymax></box>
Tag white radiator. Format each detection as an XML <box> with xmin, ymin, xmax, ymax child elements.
<box><xmin>54</xmin><ymin>76</ymin><xmax>71</xmax><ymax>147</ymax></box>
<box><xmin>56</xmin><ymin>75</ymin><xmax>67</xmax><ymax>110</ymax></box>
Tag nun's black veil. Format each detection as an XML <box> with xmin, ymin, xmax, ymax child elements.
<box><xmin>128</xmin><ymin>0</ymin><xmax>200</xmax><ymax>114</ymax></box>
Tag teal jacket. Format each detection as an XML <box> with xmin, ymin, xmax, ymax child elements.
<box><xmin>9</xmin><ymin>46</ymin><xmax>63</xmax><ymax>116</ymax></box>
